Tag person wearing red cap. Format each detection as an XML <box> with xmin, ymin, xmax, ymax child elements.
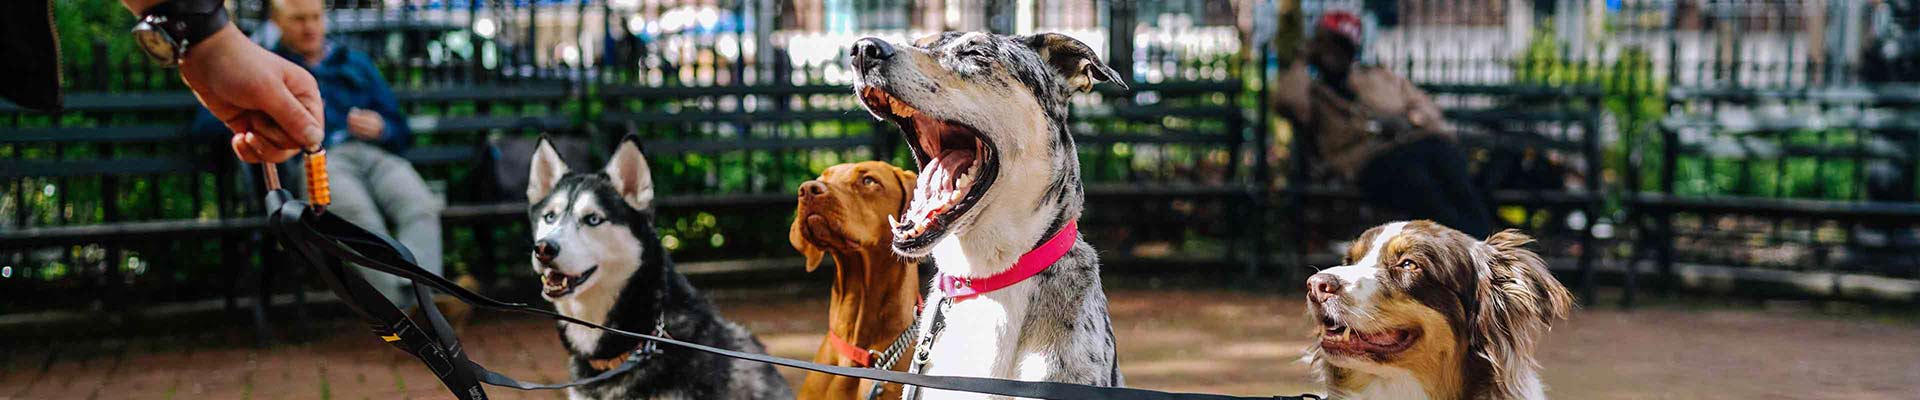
<box><xmin>1272</xmin><ymin>11</ymin><xmax>1492</xmax><ymax>237</ymax></box>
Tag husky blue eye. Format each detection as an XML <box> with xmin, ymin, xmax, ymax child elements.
<box><xmin>543</xmin><ymin>211</ymin><xmax>557</xmax><ymax>223</ymax></box>
<box><xmin>583</xmin><ymin>215</ymin><xmax>604</xmax><ymax>226</ymax></box>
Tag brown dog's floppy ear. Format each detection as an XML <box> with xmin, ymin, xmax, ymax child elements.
<box><xmin>1472</xmin><ymin>229</ymin><xmax>1575</xmax><ymax>399</ymax></box>
<box><xmin>1022</xmin><ymin>33</ymin><xmax>1127</xmax><ymax>93</ymax></box>
<box><xmin>893</xmin><ymin>168</ymin><xmax>918</xmax><ymax>215</ymax></box>
<box><xmin>790</xmin><ymin>207</ymin><xmax>825</xmax><ymax>272</ymax></box>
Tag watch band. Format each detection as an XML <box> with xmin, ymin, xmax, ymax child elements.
<box><xmin>142</xmin><ymin>0</ymin><xmax>229</xmax><ymax>51</ymax></box>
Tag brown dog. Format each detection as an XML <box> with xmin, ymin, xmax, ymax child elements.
<box><xmin>790</xmin><ymin>161</ymin><xmax>921</xmax><ymax>400</ymax></box>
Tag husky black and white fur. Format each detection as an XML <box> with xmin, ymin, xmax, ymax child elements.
<box><xmin>851</xmin><ymin>32</ymin><xmax>1127</xmax><ymax>399</ymax></box>
<box><xmin>526</xmin><ymin>136</ymin><xmax>793</xmax><ymax>400</ymax></box>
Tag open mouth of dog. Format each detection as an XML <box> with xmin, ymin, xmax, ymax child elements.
<box><xmin>859</xmin><ymin>87</ymin><xmax>1000</xmax><ymax>250</ymax></box>
<box><xmin>1317</xmin><ymin>314</ymin><xmax>1420</xmax><ymax>358</ymax></box>
<box><xmin>539</xmin><ymin>265</ymin><xmax>597</xmax><ymax>298</ymax></box>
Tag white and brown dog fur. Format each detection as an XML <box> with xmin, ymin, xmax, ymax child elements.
<box><xmin>1306</xmin><ymin>221</ymin><xmax>1575</xmax><ymax>400</ymax></box>
<box><xmin>851</xmin><ymin>32</ymin><xmax>1126</xmax><ymax>399</ymax></box>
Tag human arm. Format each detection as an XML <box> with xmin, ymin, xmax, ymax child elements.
<box><xmin>1270</xmin><ymin>61</ymin><xmax>1315</xmax><ymax>127</ymax></box>
<box><xmin>349</xmin><ymin>53</ymin><xmax>413</xmax><ymax>152</ymax></box>
<box><xmin>122</xmin><ymin>0</ymin><xmax>324</xmax><ymax>163</ymax></box>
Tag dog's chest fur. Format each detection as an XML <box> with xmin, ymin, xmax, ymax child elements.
<box><xmin>912</xmin><ymin>240</ymin><xmax>1118</xmax><ymax>399</ymax></box>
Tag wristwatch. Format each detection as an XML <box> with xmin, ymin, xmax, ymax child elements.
<box><xmin>131</xmin><ymin>0</ymin><xmax>230</xmax><ymax>67</ymax></box>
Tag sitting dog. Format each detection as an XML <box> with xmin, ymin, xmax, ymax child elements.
<box><xmin>526</xmin><ymin>136</ymin><xmax>792</xmax><ymax>400</ymax></box>
<box><xmin>790</xmin><ymin>161</ymin><xmax>923</xmax><ymax>400</ymax></box>
<box><xmin>1305</xmin><ymin>221</ymin><xmax>1574</xmax><ymax>400</ymax></box>
<box><xmin>850</xmin><ymin>32</ymin><xmax>1127</xmax><ymax>398</ymax></box>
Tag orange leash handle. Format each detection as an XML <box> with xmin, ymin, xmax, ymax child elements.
<box><xmin>304</xmin><ymin>148</ymin><xmax>331</xmax><ymax>210</ymax></box>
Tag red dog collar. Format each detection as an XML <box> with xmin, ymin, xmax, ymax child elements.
<box><xmin>827</xmin><ymin>331</ymin><xmax>875</xmax><ymax>367</ymax></box>
<box><xmin>935</xmin><ymin>220</ymin><xmax>1077</xmax><ymax>302</ymax></box>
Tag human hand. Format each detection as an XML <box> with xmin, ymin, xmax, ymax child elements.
<box><xmin>178</xmin><ymin>26</ymin><xmax>324</xmax><ymax>163</ymax></box>
<box><xmin>347</xmin><ymin>108</ymin><xmax>385</xmax><ymax>141</ymax></box>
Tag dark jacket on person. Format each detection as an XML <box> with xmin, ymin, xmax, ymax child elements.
<box><xmin>189</xmin><ymin>43</ymin><xmax>412</xmax><ymax>153</ymax></box>
<box><xmin>1271</xmin><ymin>60</ymin><xmax>1451</xmax><ymax>179</ymax></box>
<box><xmin>0</xmin><ymin>0</ymin><xmax>63</xmax><ymax>110</ymax></box>
<box><xmin>273</xmin><ymin>44</ymin><xmax>412</xmax><ymax>153</ymax></box>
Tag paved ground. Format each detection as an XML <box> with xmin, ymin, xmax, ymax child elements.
<box><xmin>3</xmin><ymin>288</ymin><xmax>1918</xmax><ymax>399</ymax></box>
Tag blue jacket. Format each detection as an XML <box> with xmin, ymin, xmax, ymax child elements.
<box><xmin>190</xmin><ymin>44</ymin><xmax>412</xmax><ymax>153</ymax></box>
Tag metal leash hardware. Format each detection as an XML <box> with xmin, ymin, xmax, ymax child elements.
<box><xmin>863</xmin><ymin>314</ymin><xmax>923</xmax><ymax>400</ymax></box>
<box><xmin>900</xmin><ymin>297</ymin><xmax>950</xmax><ymax>400</ymax></box>
<box><xmin>260</xmin><ymin>146</ymin><xmax>331</xmax><ymax>213</ymax></box>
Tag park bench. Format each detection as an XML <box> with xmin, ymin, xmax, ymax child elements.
<box><xmin>590</xmin><ymin>80</ymin><xmax>1259</xmax><ymax>274</ymax></box>
<box><xmin>0</xmin><ymin>92</ymin><xmax>265</xmax><ymax>330</ymax></box>
<box><xmin>0</xmin><ymin>83</ymin><xmax>590</xmax><ymax>341</ymax></box>
<box><xmin>1077</xmin><ymin>80</ymin><xmax>1262</xmax><ymax>274</ymax></box>
<box><xmin>1280</xmin><ymin>83</ymin><xmax>1606</xmax><ymax>299</ymax></box>
<box><xmin>1631</xmin><ymin>85</ymin><xmax>1920</xmax><ymax>303</ymax></box>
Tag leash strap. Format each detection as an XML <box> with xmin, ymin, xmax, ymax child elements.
<box><xmin>263</xmin><ymin>190</ymin><xmax>1320</xmax><ymax>400</ymax></box>
<box><xmin>267</xmin><ymin>190</ymin><xmax>649</xmax><ymax>397</ymax></box>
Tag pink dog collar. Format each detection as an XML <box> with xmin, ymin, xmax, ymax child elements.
<box><xmin>935</xmin><ymin>220</ymin><xmax>1078</xmax><ymax>302</ymax></box>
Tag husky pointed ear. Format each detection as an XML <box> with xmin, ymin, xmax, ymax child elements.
<box><xmin>789</xmin><ymin>209</ymin><xmax>825</xmax><ymax>273</ymax></box>
<box><xmin>528</xmin><ymin>136</ymin><xmax>570</xmax><ymax>202</ymax></box>
<box><xmin>603</xmin><ymin>136</ymin><xmax>655</xmax><ymax>212</ymax></box>
<box><xmin>1472</xmin><ymin>230</ymin><xmax>1576</xmax><ymax>398</ymax></box>
<box><xmin>1023</xmin><ymin>33</ymin><xmax>1127</xmax><ymax>93</ymax></box>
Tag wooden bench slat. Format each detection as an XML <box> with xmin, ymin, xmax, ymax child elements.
<box><xmin>1075</xmin><ymin>131</ymin><xmax>1239</xmax><ymax>145</ymax></box>
<box><xmin>395</xmin><ymin>86</ymin><xmax>571</xmax><ymax>103</ymax></box>
<box><xmin>602</xmin><ymin>110</ymin><xmax>872</xmax><ymax>124</ymax></box>
<box><xmin>1670</xmin><ymin>85</ymin><xmax>1920</xmax><ymax>106</ymax></box>
<box><xmin>646</xmin><ymin>137</ymin><xmax>869</xmax><ymax>153</ymax></box>
<box><xmin>401</xmin><ymin>146</ymin><xmax>483</xmax><ymax>165</ymax></box>
<box><xmin>410</xmin><ymin>115</ymin><xmax>575</xmax><ymax>134</ymax></box>
<box><xmin>1085</xmin><ymin>183</ymin><xmax>1253</xmax><ymax>198</ymax></box>
<box><xmin>0</xmin><ymin>125</ymin><xmax>192</xmax><ymax>144</ymax></box>
<box><xmin>0</xmin><ymin>158</ymin><xmax>203</xmax><ymax>179</ymax></box>
<box><xmin>0</xmin><ymin>217</ymin><xmax>266</xmax><ymax>247</ymax></box>
<box><xmin>1631</xmin><ymin>193</ymin><xmax>1920</xmax><ymax>220</ymax></box>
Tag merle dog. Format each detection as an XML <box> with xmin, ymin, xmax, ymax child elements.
<box><xmin>527</xmin><ymin>136</ymin><xmax>793</xmax><ymax>399</ymax></box>
<box><xmin>851</xmin><ymin>32</ymin><xmax>1127</xmax><ymax>399</ymax></box>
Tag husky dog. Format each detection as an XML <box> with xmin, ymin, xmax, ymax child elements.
<box><xmin>527</xmin><ymin>136</ymin><xmax>793</xmax><ymax>400</ymax></box>
<box><xmin>850</xmin><ymin>32</ymin><xmax>1127</xmax><ymax>398</ymax></box>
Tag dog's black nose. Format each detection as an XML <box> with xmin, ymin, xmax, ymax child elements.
<box><xmin>800</xmin><ymin>180</ymin><xmax>829</xmax><ymax>198</ymax></box>
<box><xmin>534</xmin><ymin>240</ymin><xmax>561</xmax><ymax>262</ymax></box>
<box><xmin>851</xmin><ymin>37</ymin><xmax>895</xmax><ymax>70</ymax></box>
<box><xmin>1307</xmin><ymin>273</ymin><xmax>1341</xmax><ymax>303</ymax></box>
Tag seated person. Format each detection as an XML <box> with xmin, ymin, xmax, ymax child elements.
<box><xmin>1272</xmin><ymin>11</ymin><xmax>1493</xmax><ymax>237</ymax></box>
<box><xmin>192</xmin><ymin>0</ymin><xmax>443</xmax><ymax>308</ymax></box>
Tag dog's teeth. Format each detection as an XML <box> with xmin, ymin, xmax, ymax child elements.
<box><xmin>957</xmin><ymin>173</ymin><xmax>972</xmax><ymax>188</ymax></box>
<box><xmin>888</xmin><ymin>95</ymin><xmax>918</xmax><ymax>118</ymax></box>
<box><xmin>888</xmin><ymin>214</ymin><xmax>902</xmax><ymax>229</ymax></box>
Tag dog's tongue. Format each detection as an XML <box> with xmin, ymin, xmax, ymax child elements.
<box><xmin>541</xmin><ymin>269</ymin><xmax>570</xmax><ymax>296</ymax></box>
<box><xmin>934</xmin><ymin>149</ymin><xmax>974</xmax><ymax>191</ymax></box>
<box><xmin>1359</xmin><ymin>329</ymin><xmax>1407</xmax><ymax>346</ymax></box>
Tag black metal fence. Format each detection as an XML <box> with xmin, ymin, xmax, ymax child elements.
<box><xmin>7</xmin><ymin>0</ymin><xmax>1920</xmax><ymax>319</ymax></box>
<box><xmin>2</xmin><ymin>0</ymin><xmax>1259</xmax><ymax>316</ymax></box>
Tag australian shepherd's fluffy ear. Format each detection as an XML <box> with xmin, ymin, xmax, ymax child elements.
<box><xmin>1304</xmin><ymin>221</ymin><xmax>1575</xmax><ymax>400</ymax></box>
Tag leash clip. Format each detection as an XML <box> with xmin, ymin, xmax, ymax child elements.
<box><xmin>260</xmin><ymin>147</ymin><xmax>330</xmax><ymax>213</ymax></box>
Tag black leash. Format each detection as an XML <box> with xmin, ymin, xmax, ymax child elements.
<box><xmin>263</xmin><ymin>185</ymin><xmax>1322</xmax><ymax>400</ymax></box>
<box><xmin>267</xmin><ymin>189</ymin><xmax>652</xmax><ymax>397</ymax></box>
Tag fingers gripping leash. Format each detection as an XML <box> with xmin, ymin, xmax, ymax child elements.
<box><xmin>263</xmin><ymin>147</ymin><xmax>330</xmax><ymax>212</ymax></box>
